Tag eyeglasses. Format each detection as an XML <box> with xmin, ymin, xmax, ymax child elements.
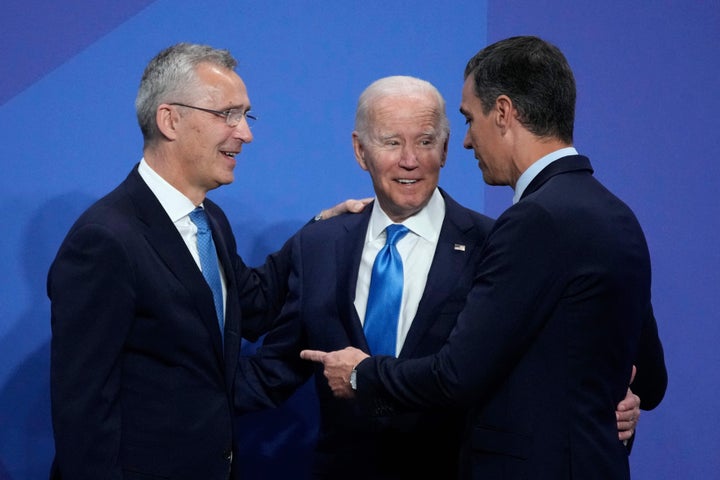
<box><xmin>170</xmin><ymin>103</ymin><xmax>257</xmax><ymax>128</ymax></box>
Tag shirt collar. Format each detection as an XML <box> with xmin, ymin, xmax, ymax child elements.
<box><xmin>368</xmin><ymin>187</ymin><xmax>445</xmax><ymax>242</ymax></box>
<box><xmin>513</xmin><ymin>147</ymin><xmax>578</xmax><ymax>204</ymax></box>
<box><xmin>138</xmin><ymin>157</ymin><xmax>197</xmax><ymax>222</ymax></box>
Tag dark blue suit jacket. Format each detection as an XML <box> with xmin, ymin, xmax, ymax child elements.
<box><xmin>236</xmin><ymin>190</ymin><xmax>494</xmax><ymax>479</ymax></box>
<box><xmin>356</xmin><ymin>156</ymin><xmax>668</xmax><ymax>479</ymax></box>
<box><xmin>48</xmin><ymin>166</ymin><xmax>289</xmax><ymax>480</ymax></box>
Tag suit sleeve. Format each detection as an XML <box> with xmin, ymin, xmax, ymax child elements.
<box><xmin>356</xmin><ymin>202</ymin><xmax>567</xmax><ymax>409</ymax></box>
<box><xmin>233</xmin><ymin>235</ymin><xmax>294</xmax><ymax>341</ymax></box>
<box><xmin>230</xmin><ymin>214</ymin><xmax>358</xmax><ymax>341</ymax></box>
<box><xmin>235</xmin><ymin>233</ymin><xmax>314</xmax><ymax>412</ymax></box>
<box><xmin>203</xmin><ymin>199</ymin><xmax>293</xmax><ymax>341</ymax></box>
<box><xmin>48</xmin><ymin>222</ymin><xmax>135</xmax><ymax>480</ymax></box>
<box><xmin>632</xmin><ymin>305</ymin><xmax>667</xmax><ymax>410</ymax></box>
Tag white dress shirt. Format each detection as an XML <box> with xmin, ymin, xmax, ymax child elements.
<box><xmin>354</xmin><ymin>188</ymin><xmax>445</xmax><ymax>355</ymax></box>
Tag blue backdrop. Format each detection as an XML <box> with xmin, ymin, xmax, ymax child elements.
<box><xmin>0</xmin><ymin>1</ymin><xmax>717</xmax><ymax>479</ymax></box>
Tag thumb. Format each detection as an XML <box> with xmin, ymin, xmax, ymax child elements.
<box><xmin>349</xmin><ymin>197</ymin><xmax>373</xmax><ymax>213</ymax></box>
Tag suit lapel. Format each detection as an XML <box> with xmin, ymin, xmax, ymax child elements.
<box><xmin>203</xmin><ymin>205</ymin><xmax>240</xmax><ymax>384</ymax></box>
<box><xmin>334</xmin><ymin>207</ymin><xmax>373</xmax><ymax>352</ymax></box>
<box><xmin>125</xmin><ymin>168</ymin><xmax>225</xmax><ymax>365</ymax></box>
<box><xmin>399</xmin><ymin>192</ymin><xmax>480</xmax><ymax>358</ymax></box>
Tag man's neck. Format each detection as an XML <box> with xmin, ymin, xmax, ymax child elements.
<box><xmin>511</xmin><ymin>134</ymin><xmax>571</xmax><ymax>188</ymax></box>
<box><xmin>144</xmin><ymin>148</ymin><xmax>205</xmax><ymax>206</ymax></box>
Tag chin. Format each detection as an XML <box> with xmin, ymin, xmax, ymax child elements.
<box><xmin>481</xmin><ymin>173</ymin><xmax>500</xmax><ymax>186</ymax></box>
<box><xmin>214</xmin><ymin>176</ymin><xmax>234</xmax><ymax>188</ymax></box>
<box><xmin>222</xmin><ymin>170</ymin><xmax>236</xmax><ymax>183</ymax></box>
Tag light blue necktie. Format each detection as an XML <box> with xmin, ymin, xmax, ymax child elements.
<box><xmin>363</xmin><ymin>224</ymin><xmax>409</xmax><ymax>356</ymax></box>
<box><xmin>189</xmin><ymin>207</ymin><xmax>224</xmax><ymax>338</ymax></box>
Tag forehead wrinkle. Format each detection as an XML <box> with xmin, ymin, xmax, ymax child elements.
<box><xmin>196</xmin><ymin>75</ymin><xmax>250</xmax><ymax>111</ymax></box>
<box><xmin>372</xmin><ymin>125</ymin><xmax>439</xmax><ymax>142</ymax></box>
<box><xmin>192</xmin><ymin>85</ymin><xmax>221</xmax><ymax>104</ymax></box>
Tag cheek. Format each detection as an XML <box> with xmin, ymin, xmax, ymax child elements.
<box><xmin>473</xmin><ymin>127</ymin><xmax>485</xmax><ymax>146</ymax></box>
<box><xmin>367</xmin><ymin>158</ymin><xmax>394</xmax><ymax>180</ymax></box>
<box><xmin>199</xmin><ymin>125</ymin><xmax>230</xmax><ymax>148</ymax></box>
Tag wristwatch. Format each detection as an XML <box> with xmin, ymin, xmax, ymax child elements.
<box><xmin>349</xmin><ymin>368</ymin><xmax>358</xmax><ymax>391</ymax></box>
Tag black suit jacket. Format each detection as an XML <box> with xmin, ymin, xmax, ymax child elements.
<box><xmin>48</xmin><ymin>166</ymin><xmax>289</xmax><ymax>480</ymax></box>
<box><xmin>356</xmin><ymin>156</ymin><xmax>668</xmax><ymax>479</ymax></box>
<box><xmin>236</xmin><ymin>190</ymin><xmax>494</xmax><ymax>479</ymax></box>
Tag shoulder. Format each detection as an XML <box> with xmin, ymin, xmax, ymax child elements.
<box><xmin>299</xmin><ymin>209</ymin><xmax>369</xmax><ymax>238</ymax></box>
<box><xmin>57</xmin><ymin>171</ymin><xmax>161</xmax><ymax>255</ymax></box>
<box><xmin>489</xmin><ymin>200</ymin><xmax>561</xmax><ymax>251</ymax></box>
<box><xmin>66</xmin><ymin>183</ymin><xmax>136</xmax><ymax>236</ymax></box>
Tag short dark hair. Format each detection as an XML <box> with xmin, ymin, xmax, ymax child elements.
<box><xmin>464</xmin><ymin>36</ymin><xmax>575</xmax><ymax>144</ymax></box>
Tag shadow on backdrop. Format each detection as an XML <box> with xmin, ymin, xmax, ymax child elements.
<box><xmin>0</xmin><ymin>193</ymin><xmax>96</xmax><ymax>480</ymax></box>
<box><xmin>234</xmin><ymin>218</ymin><xmax>319</xmax><ymax>479</ymax></box>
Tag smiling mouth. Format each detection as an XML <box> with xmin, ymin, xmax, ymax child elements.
<box><xmin>397</xmin><ymin>179</ymin><xmax>418</xmax><ymax>185</ymax></box>
<box><xmin>221</xmin><ymin>151</ymin><xmax>238</xmax><ymax>158</ymax></box>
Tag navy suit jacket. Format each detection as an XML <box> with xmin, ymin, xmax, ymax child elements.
<box><xmin>237</xmin><ymin>190</ymin><xmax>494</xmax><ymax>479</ymax></box>
<box><xmin>48</xmin><ymin>166</ymin><xmax>290</xmax><ymax>480</ymax></box>
<box><xmin>356</xmin><ymin>156</ymin><xmax>667</xmax><ymax>479</ymax></box>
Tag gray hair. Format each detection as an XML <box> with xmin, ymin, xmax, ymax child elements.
<box><xmin>135</xmin><ymin>43</ymin><xmax>238</xmax><ymax>145</ymax></box>
<box><xmin>354</xmin><ymin>75</ymin><xmax>450</xmax><ymax>144</ymax></box>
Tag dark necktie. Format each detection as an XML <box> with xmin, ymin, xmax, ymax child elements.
<box><xmin>363</xmin><ymin>224</ymin><xmax>409</xmax><ymax>356</ymax></box>
<box><xmin>189</xmin><ymin>207</ymin><xmax>224</xmax><ymax>337</ymax></box>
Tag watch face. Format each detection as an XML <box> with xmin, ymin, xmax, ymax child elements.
<box><xmin>350</xmin><ymin>369</ymin><xmax>357</xmax><ymax>390</ymax></box>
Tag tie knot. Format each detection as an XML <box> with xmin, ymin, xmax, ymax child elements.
<box><xmin>385</xmin><ymin>224</ymin><xmax>409</xmax><ymax>246</ymax></box>
<box><xmin>189</xmin><ymin>207</ymin><xmax>210</xmax><ymax>233</ymax></box>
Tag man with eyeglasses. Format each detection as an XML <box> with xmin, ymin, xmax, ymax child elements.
<box><xmin>47</xmin><ymin>42</ymin><xmax>361</xmax><ymax>480</ymax></box>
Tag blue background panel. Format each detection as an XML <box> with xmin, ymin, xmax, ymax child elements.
<box><xmin>1</xmin><ymin>0</ymin><xmax>718</xmax><ymax>479</ymax></box>
<box><xmin>486</xmin><ymin>3</ymin><xmax>720</xmax><ymax>479</ymax></box>
<box><xmin>1</xmin><ymin>1</ymin><xmax>487</xmax><ymax>478</ymax></box>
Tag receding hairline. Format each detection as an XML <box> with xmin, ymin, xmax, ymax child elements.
<box><xmin>355</xmin><ymin>75</ymin><xmax>449</xmax><ymax>142</ymax></box>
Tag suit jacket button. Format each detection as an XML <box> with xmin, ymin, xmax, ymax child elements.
<box><xmin>224</xmin><ymin>449</ymin><xmax>233</xmax><ymax>462</ymax></box>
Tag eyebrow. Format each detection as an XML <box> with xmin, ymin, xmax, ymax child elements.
<box><xmin>378</xmin><ymin>133</ymin><xmax>398</xmax><ymax>141</ymax></box>
<box><xmin>222</xmin><ymin>104</ymin><xmax>251</xmax><ymax>112</ymax></box>
<box><xmin>378</xmin><ymin>127</ymin><xmax>438</xmax><ymax>138</ymax></box>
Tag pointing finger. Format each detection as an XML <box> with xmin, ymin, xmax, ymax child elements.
<box><xmin>300</xmin><ymin>349</ymin><xmax>327</xmax><ymax>363</ymax></box>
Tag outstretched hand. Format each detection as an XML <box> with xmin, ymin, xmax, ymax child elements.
<box><xmin>300</xmin><ymin>347</ymin><xmax>369</xmax><ymax>399</ymax></box>
<box><xmin>317</xmin><ymin>198</ymin><xmax>373</xmax><ymax>221</ymax></box>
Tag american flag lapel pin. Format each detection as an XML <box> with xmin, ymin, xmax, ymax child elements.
<box><xmin>454</xmin><ymin>244</ymin><xmax>466</xmax><ymax>251</ymax></box>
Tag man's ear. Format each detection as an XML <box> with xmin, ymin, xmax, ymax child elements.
<box><xmin>440</xmin><ymin>135</ymin><xmax>449</xmax><ymax>167</ymax></box>
<box><xmin>494</xmin><ymin>95</ymin><xmax>515</xmax><ymax>134</ymax></box>
<box><xmin>352</xmin><ymin>132</ymin><xmax>370</xmax><ymax>171</ymax></box>
<box><xmin>156</xmin><ymin>104</ymin><xmax>180</xmax><ymax>141</ymax></box>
